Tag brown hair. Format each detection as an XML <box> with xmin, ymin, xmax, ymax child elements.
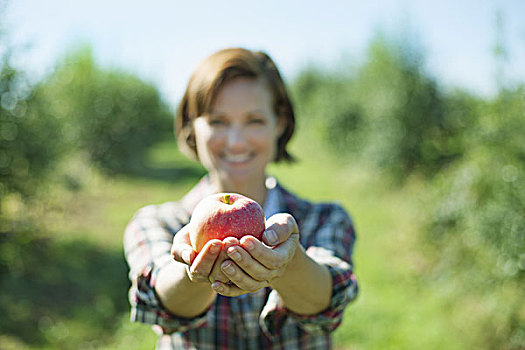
<box><xmin>175</xmin><ymin>48</ymin><xmax>295</xmax><ymax>162</ymax></box>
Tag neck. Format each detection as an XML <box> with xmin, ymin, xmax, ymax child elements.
<box><xmin>208</xmin><ymin>173</ymin><xmax>268</xmax><ymax>206</ymax></box>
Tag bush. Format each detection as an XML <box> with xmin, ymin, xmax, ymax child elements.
<box><xmin>39</xmin><ymin>46</ymin><xmax>173</xmax><ymax>173</ymax></box>
<box><xmin>291</xmin><ymin>34</ymin><xmax>472</xmax><ymax>181</ymax></box>
<box><xmin>424</xmin><ymin>86</ymin><xmax>525</xmax><ymax>349</ymax></box>
<box><xmin>349</xmin><ymin>34</ymin><xmax>451</xmax><ymax>179</ymax></box>
<box><xmin>0</xmin><ymin>55</ymin><xmax>63</xmax><ymax>199</ymax></box>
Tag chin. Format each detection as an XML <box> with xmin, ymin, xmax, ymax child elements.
<box><xmin>220</xmin><ymin>168</ymin><xmax>263</xmax><ymax>185</ymax></box>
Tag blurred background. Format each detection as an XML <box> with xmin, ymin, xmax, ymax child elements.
<box><xmin>1</xmin><ymin>0</ymin><xmax>524</xmax><ymax>349</ymax></box>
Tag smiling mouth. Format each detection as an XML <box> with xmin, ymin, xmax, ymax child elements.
<box><xmin>222</xmin><ymin>153</ymin><xmax>253</xmax><ymax>163</ymax></box>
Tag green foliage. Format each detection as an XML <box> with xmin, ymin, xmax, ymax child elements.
<box><xmin>292</xmin><ymin>65</ymin><xmax>359</xmax><ymax>146</ymax></box>
<box><xmin>291</xmin><ymin>34</ymin><xmax>475</xmax><ymax>181</ymax></box>
<box><xmin>424</xmin><ymin>86</ymin><xmax>525</xmax><ymax>349</ymax></box>
<box><xmin>0</xmin><ymin>230</ymin><xmax>131</xmax><ymax>348</ymax></box>
<box><xmin>39</xmin><ymin>46</ymin><xmax>173</xmax><ymax>173</ymax></box>
<box><xmin>0</xmin><ymin>54</ymin><xmax>63</xmax><ymax>199</ymax></box>
<box><xmin>353</xmin><ymin>35</ymin><xmax>449</xmax><ymax>177</ymax></box>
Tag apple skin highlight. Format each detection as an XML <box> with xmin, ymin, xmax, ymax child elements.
<box><xmin>189</xmin><ymin>193</ymin><xmax>266</xmax><ymax>252</ymax></box>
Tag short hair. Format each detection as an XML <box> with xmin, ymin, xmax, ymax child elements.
<box><xmin>175</xmin><ymin>48</ymin><xmax>295</xmax><ymax>162</ymax></box>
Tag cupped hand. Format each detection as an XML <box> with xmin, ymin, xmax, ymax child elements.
<box><xmin>211</xmin><ymin>213</ymin><xmax>300</xmax><ymax>296</ymax></box>
<box><xmin>171</xmin><ymin>224</ymin><xmax>224</xmax><ymax>283</ymax></box>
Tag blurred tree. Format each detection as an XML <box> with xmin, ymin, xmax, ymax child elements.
<box><xmin>351</xmin><ymin>34</ymin><xmax>451</xmax><ymax>179</ymax></box>
<box><xmin>0</xmin><ymin>41</ymin><xmax>63</xmax><ymax>203</ymax></box>
<box><xmin>292</xmin><ymin>33</ymin><xmax>476</xmax><ymax>181</ymax></box>
<box><xmin>39</xmin><ymin>45</ymin><xmax>173</xmax><ymax>174</ymax></box>
<box><xmin>425</xmin><ymin>85</ymin><xmax>525</xmax><ymax>349</ymax></box>
<box><xmin>0</xmin><ymin>6</ymin><xmax>65</xmax><ymax>314</ymax></box>
<box><xmin>291</xmin><ymin>64</ymin><xmax>363</xmax><ymax>153</ymax></box>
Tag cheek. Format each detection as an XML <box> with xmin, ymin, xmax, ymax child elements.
<box><xmin>206</xmin><ymin>132</ymin><xmax>225</xmax><ymax>151</ymax></box>
<box><xmin>193</xmin><ymin>122</ymin><xmax>224</xmax><ymax>160</ymax></box>
<box><xmin>197</xmin><ymin>132</ymin><xmax>224</xmax><ymax>158</ymax></box>
<box><xmin>252</xmin><ymin>128</ymin><xmax>279</xmax><ymax>156</ymax></box>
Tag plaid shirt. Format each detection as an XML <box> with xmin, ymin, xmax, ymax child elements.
<box><xmin>124</xmin><ymin>176</ymin><xmax>358</xmax><ymax>349</ymax></box>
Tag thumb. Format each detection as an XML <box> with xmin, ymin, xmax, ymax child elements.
<box><xmin>171</xmin><ymin>225</ymin><xmax>196</xmax><ymax>265</ymax></box>
<box><xmin>263</xmin><ymin>213</ymin><xmax>299</xmax><ymax>246</ymax></box>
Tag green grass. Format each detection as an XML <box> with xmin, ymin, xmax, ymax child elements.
<box><xmin>0</xmin><ymin>134</ymin><xmax>472</xmax><ymax>349</ymax></box>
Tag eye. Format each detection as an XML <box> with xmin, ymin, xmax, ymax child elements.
<box><xmin>248</xmin><ymin>116</ymin><xmax>266</xmax><ymax>125</ymax></box>
<box><xmin>208</xmin><ymin>118</ymin><xmax>226</xmax><ymax>126</ymax></box>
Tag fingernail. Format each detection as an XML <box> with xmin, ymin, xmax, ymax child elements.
<box><xmin>182</xmin><ymin>250</ymin><xmax>191</xmax><ymax>263</ymax></box>
<box><xmin>243</xmin><ymin>239</ymin><xmax>255</xmax><ymax>251</ymax></box>
<box><xmin>222</xmin><ymin>262</ymin><xmax>234</xmax><ymax>274</ymax></box>
<box><xmin>210</xmin><ymin>244</ymin><xmax>220</xmax><ymax>254</ymax></box>
<box><xmin>224</xmin><ymin>237</ymin><xmax>237</xmax><ymax>245</ymax></box>
<box><xmin>212</xmin><ymin>282</ymin><xmax>223</xmax><ymax>292</ymax></box>
<box><xmin>228</xmin><ymin>250</ymin><xmax>242</xmax><ymax>262</ymax></box>
<box><xmin>264</xmin><ymin>230</ymin><xmax>278</xmax><ymax>245</ymax></box>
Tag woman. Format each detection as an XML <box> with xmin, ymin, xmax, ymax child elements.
<box><xmin>124</xmin><ymin>48</ymin><xmax>358</xmax><ymax>349</ymax></box>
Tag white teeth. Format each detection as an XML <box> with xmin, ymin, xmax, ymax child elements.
<box><xmin>224</xmin><ymin>153</ymin><xmax>251</xmax><ymax>162</ymax></box>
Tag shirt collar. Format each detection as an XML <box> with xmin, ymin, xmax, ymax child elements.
<box><xmin>263</xmin><ymin>176</ymin><xmax>282</xmax><ymax>219</ymax></box>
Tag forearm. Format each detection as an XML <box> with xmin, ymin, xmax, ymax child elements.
<box><xmin>156</xmin><ymin>260</ymin><xmax>217</xmax><ymax>318</ymax></box>
<box><xmin>270</xmin><ymin>244</ymin><xmax>332</xmax><ymax>315</ymax></box>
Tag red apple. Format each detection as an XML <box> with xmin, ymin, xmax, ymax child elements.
<box><xmin>189</xmin><ymin>193</ymin><xmax>266</xmax><ymax>252</ymax></box>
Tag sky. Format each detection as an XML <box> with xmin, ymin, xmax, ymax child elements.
<box><xmin>3</xmin><ymin>0</ymin><xmax>525</xmax><ymax>107</ymax></box>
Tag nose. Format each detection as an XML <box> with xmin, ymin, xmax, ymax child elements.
<box><xmin>226</xmin><ymin>124</ymin><xmax>247</xmax><ymax>152</ymax></box>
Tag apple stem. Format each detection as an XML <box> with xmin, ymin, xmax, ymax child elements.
<box><xmin>224</xmin><ymin>194</ymin><xmax>232</xmax><ymax>204</ymax></box>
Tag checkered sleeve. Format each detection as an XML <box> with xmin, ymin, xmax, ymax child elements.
<box><xmin>123</xmin><ymin>202</ymin><xmax>208</xmax><ymax>333</ymax></box>
<box><xmin>261</xmin><ymin>203</ymin><xmax>358</xmax><ymax>336</ymax></box>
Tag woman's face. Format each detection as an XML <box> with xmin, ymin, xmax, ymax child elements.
<box><xmin>193</xmin><ymin>77</ymin><xmax>283</xmax><ymax>189</ymax></box>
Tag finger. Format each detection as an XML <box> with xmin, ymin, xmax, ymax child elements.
<box><xmin>172</xmin><ymin>244</ymin><xmax>195</xmax><ymax>265</ymax></box>
<box><xmin>226</xmin><ymin>245</ymin><xmax>278</xmax><ymax>282</ymax></box>
<box><xmin>171</xmin><ymin>226</ymin><xmax>196</xmax><ymax>265</ymax></box>
<box><xmin>209</xmin><ymin>237</ymin><xmax>240</xmax><ymax>284</ymax></box>
<box><xmin>271</xmin><ymin>233</ymin><xmax>300</xmax><ymax>263</ymax></box>
<box><xmin>191</xmin><ymin>239</ymin><xmax>223</xmax><ymax>271</ymax></box>
<box><xmin>210</xmin><ymin>281</ymin><xmax>246</xmax><ymax>297</ymax></box>
<box><xmin>263</xmin><ymin>213</ymin><xmax>299</xmax><ymax>246</ymax></box>
<box><xmin>219</xmin><ymin>260</ymin><xmax>269</xmax><ymax>293</ymax></box>
<box><xmin>186</xmin><ymin>239</ymin><xmax>222</xmax><ymax>283</ymax></box>
<box><xmin>241</xmin><ymin>233</ymin><xmax>299</xmax><ymax>270</ymax></box>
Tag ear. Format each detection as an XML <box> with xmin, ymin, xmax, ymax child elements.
<box><xmin>178</xmin><ymin>124</ymin><xmax>199</xmax><ymax>160</ymax></box>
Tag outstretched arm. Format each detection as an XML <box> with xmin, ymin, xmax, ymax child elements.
<box><xmin>156</xmin><ymin>225</ymin><xmax>237</xmax><ymax>318</ymax></box>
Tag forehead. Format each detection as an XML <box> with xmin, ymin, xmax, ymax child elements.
<box><xmin>210</xmin><ymin>77</ymin><xmax>274</xmax><ymax>113</ymax></box>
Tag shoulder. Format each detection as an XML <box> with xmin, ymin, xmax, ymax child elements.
<box><xmin>276</xmin><ymin>183</ymin><xmax>352</xmax><ymax>226</ymax></box>
<box><xmin>134</xmin><ymin>200</ymin><xmax>188</xmax><ymax>217</ymax></box>
<box><xmin>130</xmin><ymin>176</ymin><xmax>213</xmax><ymax>227</ymax></box>
<box><xmin>130</xmin><ymin>201</ymin><xmax>191</xmax><ymax>233</ymax></box>
<box><xmin>276</xmin><ymin>183</ymin><xmax>356</xmax><ymax>259</ymax></box>
<box><xmin>275</xmin><ymin>183</ymin><xmax>310</xmax><ymax>216</ymax></box>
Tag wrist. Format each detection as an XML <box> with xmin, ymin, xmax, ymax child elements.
<box><xmin>157</xmin><ymin>260</ymin><xmax>217</xmax><ymax>317</ymax></box>
<box><xmin>267</xmin><ymin>244</ymin><xmax>333</xmax><ymax>315</ymax></box>
<box><xmin>269</xmin><ymin>240</ymin><xmax>304</xmax><ymax>290</ymax></box>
